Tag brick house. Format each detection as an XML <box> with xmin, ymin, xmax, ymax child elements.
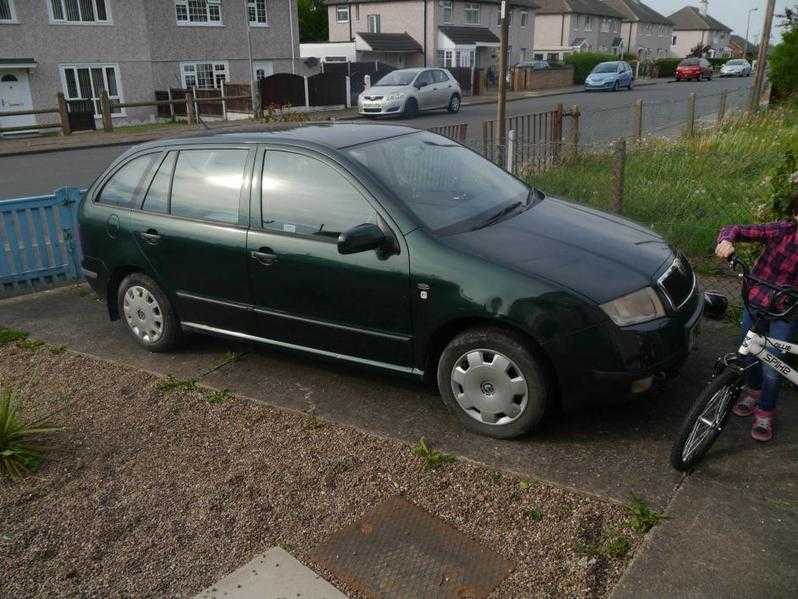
<box><xmin>601</xmin><ymin>0</ymin><xmax>673</xmax><ymax>59</ymax></box>
<box><xmin>532</xmin><ymin>0</ymin><xmax>626</xmax><ymax>61</ymax></box>
<box><xmin>668</xmin><ymin>4</ymin><xmax>732</xmax><ymax>59</ymax></box>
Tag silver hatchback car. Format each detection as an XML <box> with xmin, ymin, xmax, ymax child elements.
<box><xmin>358</xmin><ymin>67</ymin><xmax>462</xmax><ymax>118</ymax></box>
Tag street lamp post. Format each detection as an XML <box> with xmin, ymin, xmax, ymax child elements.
<box><xmin>244</xmin><ymin>0</ymin><xmax>256</xmax><ymax>113</ymax></box>
<box><xmin>745</xmin><ymin>7</ymin><xmax>759</xmax><ymax>59</ymax></box>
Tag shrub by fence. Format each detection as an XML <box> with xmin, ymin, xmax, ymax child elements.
<box><xmin>564</xmin><ymin>52</ymin><xmax>619</xmax><ymax>84</ymax></box>
<box><xmin>654</xmin><ymin>58</ymin><xmax>681</xmax><ymax>78</ymax></box>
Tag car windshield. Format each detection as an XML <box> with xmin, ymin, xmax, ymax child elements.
<box><xmin>593</xmin><ymin>62</ymin><xmax>619</xmax><ymax>73</ymax></box>
<box><xmin>346</xmin><ymin>131</ymin><xmax>531</xmax><ymax>236</ymax></box>
<box><xmin>375</xmin><ymin>70</ymin><xmax>418</xmax><ymax>86</ymax></box>
<box><xmin>679</xmin><ymin>58</ymin><xmax>700</xmax><ymax>66</ymax></box>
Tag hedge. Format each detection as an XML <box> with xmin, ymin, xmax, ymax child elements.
<box><xmin>654</xmin><ymin>58</ymin><xmax>681</xmax><ymax>77</ymax></box>
<box><xmin>564</xmin><ymin>52</ymin><xmax>619</xmax><ymax>84</ymax></box>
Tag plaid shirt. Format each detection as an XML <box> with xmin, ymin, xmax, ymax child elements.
<box><xmin>718</xmin><ymin>220</ymin><xmax>798</xmax><ymax>311</ymax></box>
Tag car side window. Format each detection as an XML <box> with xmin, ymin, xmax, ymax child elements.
<box><xmin>97</xmin><ymin>154</ymin><xmax>160</xmax><ymax>208</ymax></box>
<box><xmin>261</xmin><ymin>151</ymin><xmax>377</xmax><ymax>239</ymax></box>
<box><xmin>141</xmin><ymin>152</ymin><xmax>177</xmax><ymax>214</ymax></box>
<box><xmin>432</xmin><ymin>70</ymin><xmax>448</xmax><ymax>83</ymax></box>
<box><xmin>416</xmin><ymin>70</ymin><xmax>433</xmax><ymax>87</ymax></box>
<box><xmin>170</xmin><ymin>149</ymin><xmax>248</xmax><ymax>224</ymax></box>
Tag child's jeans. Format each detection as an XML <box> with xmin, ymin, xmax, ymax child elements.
<box><xmin>740</xmin><ymin>307</ymin><xmax>798</xmax><ymax>411</ymax></box>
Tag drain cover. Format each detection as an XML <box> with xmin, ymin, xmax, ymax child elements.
<box><xmin>309</xmin><ymin>495</ymin><xmax>514</xmax><ymax>599</ymax></box>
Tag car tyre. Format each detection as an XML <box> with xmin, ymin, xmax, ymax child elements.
<box><xmin>437</xmin><ymin>327</ymin><xmax>550</xmax><ymax>439</ymax></box>
<box><xmin>447</xmin><ymin>94</ymin><xmax>461</xmax><ymax>113</ymax></box>
<box><xmin>612</xmin><ymin>81</ymin><xmax>620</xmax><ymax>92</ymax></box>
<box><xmin>403</xmin><ymin>97</ymin><xmax>418</xmax><ymax>118</ymax></box>
<box><xmin>117</xmin><ymin>272</ymin><xmax>181</xmax><ymax>352</ymax></box>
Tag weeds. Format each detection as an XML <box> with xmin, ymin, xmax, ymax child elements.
<box><xmin>526</xmin><ymin>506</ymin><xmax>543</xmax><ymax>522</ymax></box>
<box><xmin>303</xmin><ymin>402</ymin><xmax>326</xmax><ymax>431</ymax></box>
<box><xmin>411</xmin><ymin>438</ymin><xmax>456</xmax><ymax>470</ymax></box>
<box><xmin>0</xmin><ymin>328</ymin><xmax>28</xmax><ymax>346</ymax></box>
<box><xmin>155</xmin><ymin>376</ymin><xmax>198</xmax><ymax>394</ymax></box>
<box><xmin>0</xmin><ymin>387</ymin><xmax>62</xmax><ymax>480</ymax></box>
<box><xmin>626</xmin><ymin>494</ymin><xmax>667</xmax><ymax>533</ymax></box>
<box><xmin>48</xmin><ymin>345</ymin><xmax>67</xmax><ymax>355</ymax></box>
<box><xmin>576</xmin><ymin>534</ymin><xmax>631</xmax><ymax>559</ymax></box>
<box><xmin>17</xmin><ymin>339</ymin><xmax>45</xmax><ymax>351</ymax></box>
<box><xmin>205</xmin><ymin>389</ymin><xmax>231</xmax><ymax>404</ymax></box>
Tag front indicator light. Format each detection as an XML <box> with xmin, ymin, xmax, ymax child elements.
<box><xmin>600</xmin><ymin>287</ymin><xmax>665</xmax><ymax>327</ymax></box>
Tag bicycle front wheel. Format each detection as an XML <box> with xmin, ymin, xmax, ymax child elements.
<box><xmin>670</xmin><ymin>368</ymin><xmax>742</xmax><ymax>471</ymax></box>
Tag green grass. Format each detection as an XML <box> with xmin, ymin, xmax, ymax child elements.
<box><xmin>155</xmin><ymin>376</ymin><xmax>198</xmax><ymax>394</ymax></box>
<box><xmin>0</xmin><ymin>327</ymin><xmax>28</xmax><ymax>346</ymax></box>
<box><xmin>528</xmin><ymin>106</ymin><xmax>798</xmax><ymax>272</ymax></box>
<box><xmin>205</xmin><ymin>388</ymin><xmax>231</xmax><ymax>404</ymax></box>
<box><xmin>625</xmin><ymin>495</ymin><xmax>667</xmax><ymax>533</ymax></box>
<box><xmin>526</xmin><ymin>506</ymin><xmax>544</xmax><ymax>522</ymax></box>
<box><xmin>411</xmin><ymin>437</ymin><xmax>456</xmax><ymax>470</ymax></box>
<box><xmin>576</xmin><ymin>534</ymin><xmax>632</xmax><ymax>559</ymax></box>
<box><xmin>0</xmin><ymin>387</ymin><xmax>62</xmax><ymax>480</ymax></box>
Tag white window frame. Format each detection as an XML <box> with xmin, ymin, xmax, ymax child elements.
<box><xmin>336</xmin><ymin>5</ymin><xmax>349</xmax><ymax>23</ymax></box>
<box><xmin>367</xmin><ymin>13</ymin><xmax>380</xmax><ymax>33</ymax></box>
<box><xmin>584</xmin><ymin>15</ymin><xmax>592</xmax><ymax>31</ymax></box>
<box><xmin>439</xmin><ymin>0</ymin><xmax>452</xmax><ymax>24</ymax></box>
<box><xmin>175</xmin><ymin>0</ymin><xmax>223</xmax><ymax>27</ymax></box>
<box><xmin>464</xmin><ymin>3</ymin><xmax>480</xmax><ymax>25</ymax></box>
<box><xmin>59</xmin><ymin>63</ymin><xmax>125</xmax><ymax>118</ymax></box>
<box><xmin>247</xmin><ymin>0</ymin><xmax>268</xmax><ymax>27</ymax></box>
<box><xmin>180</xmin><ymin>61</ymin><xmax>230</xmax><ymax>89</ymax></box>
<box><xmin>520</xmin><ymin>10</ymin><xmax>528</xmax><ymax>28</ymax></box>
<box><xmin>600</xmin><ymin>17</ymin><xmax>610</xmax><ymax>33</ymax></box>
<box><xmin>0</xmin><ymin>0</ymin><xmax>18</xmax><ymax>23</ymax></box>
<box><xmin>48</xmin><ymin>0</ymin><xmax>112</xmax><ymax>25</ymax></box>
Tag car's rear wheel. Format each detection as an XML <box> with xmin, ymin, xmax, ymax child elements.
<box><xmin>403</xmin><ymin>98</ymin><xmax>418</xmax><ymax>118</ymax></box>
<box><xmin>117</xmin><ymin>273</ymin><xmax>181</xmax><ymax>352</ymax></box>
<box><xmin>437</xmin><ymin>327</ymin><xmax>550</xmax><ymax>439</ymax></box>
<box><xmin>447</xmin><ymin>94</ymin><xmax>461</xmax><ymax>113</ymax></box>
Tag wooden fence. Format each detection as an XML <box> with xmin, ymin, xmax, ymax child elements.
<box><xmin>260</xmin><ymin>73</ymin><xmax>306</xmax><ymax>108</ymax></box>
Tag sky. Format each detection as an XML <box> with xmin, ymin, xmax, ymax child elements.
<box><xmin>648</xmin><ymin>1</ymin><xmax>791</xmax><ymax>44</ymax></box>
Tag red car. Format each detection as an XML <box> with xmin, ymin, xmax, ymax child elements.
<box><xmin>676</xmin><ymin>58</ymin><xmax>713</xmax><ymax>81</ymax></box>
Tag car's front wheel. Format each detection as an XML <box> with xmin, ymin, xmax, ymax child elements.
<box><xmin>447</xmin><ymin>94</ymin><xmax>461</xmax><ymax>113</ymax></box>
<box><xmin>117</xmin><ymin>273</ymin><xmax>181</xmax><ymax>352</ymax></box>
<box><xmin>437</xmin><ymin>327</ymin><xmax>550</xmax><ymax>439</ymax></box>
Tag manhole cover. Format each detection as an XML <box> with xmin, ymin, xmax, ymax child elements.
<box><xmin>309</xmin><ymin>495</ymin><xmax>514</xmax><ymax>599</ymax></box>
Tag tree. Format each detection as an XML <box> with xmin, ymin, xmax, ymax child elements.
<box><xmin>688</xmin><ymin>43</ymin><xmax>711</xmax><ymax>58</ymax></box>
<box><xmin>777</xmin><ymin>5</ymin><xmax>797</xmax><ymax>29</ymax></box>
<box><xmin>770</xmin><ymin>25</ymin><xmax>798</xmax><ymax>99</ymax></box>
<box><xmin>298</xmin><ymin>0</ymin><xmax>328</xmax><ymax>43</ymax></box>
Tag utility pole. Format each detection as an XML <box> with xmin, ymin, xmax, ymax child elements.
<box><xmin>745</xmin><ymin>7</ymin><xmax>759</xmax><ymax>59</ymax></box>
<box><xmin>244</xmin><ymin>0</ymin><xmax>256</xmax><ymax>113</ymax></box>
<box><xmin>750</xmin><ymin>0</ymin><xmax>775</xmax><ymax>112</ymax></box>
<box><xmin>496</xmin><ymin>0</ymin><xmax>510</xmax><ymax>153</ymax></box>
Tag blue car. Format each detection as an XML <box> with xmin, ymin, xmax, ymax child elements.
<box><xmin>584</xmin><ymin>61</ymin><xmax>634</xmax><ymax>92</ymax></box>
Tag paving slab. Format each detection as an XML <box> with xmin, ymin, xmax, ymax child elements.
<box><xmin>194</xmin><ymin>547</ymin><xmax>346</xmax><ymax>599</ymax></box>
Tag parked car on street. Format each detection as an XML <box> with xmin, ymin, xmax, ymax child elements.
<box><xmin>79</xmin><ymin>124</ymin><xmax>701</xmax><ymax>439</ymax></box>
<box><xmin>584</xmin><ymin>61</ymin><xmax>634</xmax><ymax>92</ymax></box>
<box><xmin>719</xmin><ymin>59</ymin><xmax>752</xmax><ymax>77</ymax></box>
<box><xmin>675</xmin><ymin>58</ymin><xmax>713</xmax><ymax>81</ymax></box>
<box><xmin>357</xmin><ymin>68</ymin><xmax>461</xmax><ymax>118</ymax></box>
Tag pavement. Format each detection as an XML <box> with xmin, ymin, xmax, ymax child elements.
<box><xmin>1</xmin><ymin>283</ymin><xmax>795</xmax><ymax>597</ymax></box>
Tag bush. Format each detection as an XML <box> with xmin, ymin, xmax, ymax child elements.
<box><xmin>708</xmin><ymin>57</ymin><xmax>727</xmax><ymax>70</ymax></box>
<box><xmin>564</xmin><ymin>52</ymin><xmax>619</xmax><ymax>84</ymax></box>
<box><xmin>654</xmin><ymin>58</ymin><xmax>681</xmax><ymax>78</ymax></box>
<box><xmin>771</xmin><ymin>27</ymin><xmax>798</xmax><ymax>101</ymax></box>
<box><xmin>0</xmin><ymin>387</ymin><xmax>62</xmax><ymax>480</ymax></box>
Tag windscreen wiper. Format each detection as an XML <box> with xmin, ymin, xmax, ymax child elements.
<box><xmin>473</xmin><ymin>201</ymin><xmax>524</xmax><ymax>230</ymax></box>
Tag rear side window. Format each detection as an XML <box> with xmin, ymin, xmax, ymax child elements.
<box><xmin>261</xmin><ymin>151</ymin><xmax>376</xmax><ymax>238</ymax></box>
<box><xmin>170</xmin><ymin>149</ymin><xmax>248</xmax><ymax>224</ymax></box>
<box><xmin>141</xmin><ymin>152</ymin><xmax>177</xmax><ymax>214</ymax></box>
<box><xmin>432</xmin><ymin>70</ymin><xmax>448</xmax><ymax>83</ymax></box>
<box><xmin>97</xmin><ymin>154</ymin><xmax>159</xmax><ymax>208</ymax></box>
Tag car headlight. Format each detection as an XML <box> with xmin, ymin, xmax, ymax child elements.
<box><xmin>600</xmin><ymin>287</ymin><xmax>665</xmax><ymax>326</ymax></box>
<box><xmin>386</xmin><ymin>93</ymin><xmax>405</xmax><ymax>101</ymax></box>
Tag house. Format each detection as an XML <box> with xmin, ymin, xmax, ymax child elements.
<box><xmin>668</xmin><ymin>2</ymin><xmax>732</xmax><ymax>58</ymax></box>
<box><xmin>0</xmin><ymin>0</ymin><xmax>301</xmax><ymax>130</ymax></box>
<box><xmin>728</xmin><ymin>34</ymin><xmax>753</xmax><ymax>58</ymax></box>
<box><xmin>532</xmin><ymin>0</ymin><xmax>626</xmax><ymax>61</ymax></box>
<box><xmin>322</xmin><ymin>1</ymin><xmax>538</xmax><ymax>70</ymax></box>
<box><xmin>601</xmin><ymin>0</ymin><xmax>673</xmax><ymax>59</ymax></box>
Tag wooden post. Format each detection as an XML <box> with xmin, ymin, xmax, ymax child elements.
<box><xmin>185</xmin><ymin>92</ymin><xmax>195</xmax><ymax>125</ymax></box>
<box><xmin>57</xmin><ymin>93</ymin><xmax>71</xmax><ymax>136</ymax></box>
<box><xmin>633</xmin><ymin>98</ymin><xmax>643</xmax><ymax>140</ymax></box>
<box><xmin>569</xmin><ymin>104</ymin><xmax>580</xmax><ymax>160</ymax></box>
<box><xmin>458</xmin><ymin>123</ymin><xmax>468</xmax><ymax>142</ymax></box>
<box><xmin>554</xmin><ymin>103</ymin><xmax>563</xmax><ymax>161</ymax></box>
<box><xmin>612</xmin><ymin>138</ymin><xmax>626</xmax><ymax>214</ymax></box>
<box><xmin>685</xmin><ymin>92</ymin><xmax>696</xmax><ymax>137</ymax></box>
<box><xmin>100</xmin><ymin>90</ymin><xmax>113</xmax><ymax>132</ymax></box>
<box><xmin>167</xmin><ymin>88</ymin><xmax>175</xmax><ymax>121</ymax></box>
<box><xmin>221</xmin><ymin>84</ymin><xmax>227</xmax><ymax>120</ymax></box>
<box><xmin>718</xmin><ymin>90</ymin><xmax>727</xmax><ymax>123</ymax></box>
<box><xmin>506</xmin><ymin>129</ymin><xmax>516</xmax><ymax>173</ymax></box>
<box><xmin>192</xmin><ymin>86</ymin><xmax>199</xmax><ymax>121</ymax></box>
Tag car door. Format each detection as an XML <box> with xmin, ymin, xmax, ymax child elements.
<box><xmin>128</xmin><ymin>145</ymin><xmax>256</xmax><ymax>333</ymax></box>
<box><xmin>414</xmin><ymin>70</ymin><xmax>437</xmax><ymax>110</ymax></box>
<box><xmin>432</xmin><ymin>69</ymin><xmax>454</xmax><ymax>106</ymax></box>
<box><xmin>246</xmin><ymin>146</ymin><xmax>414</xmax><ymax>368</ymax></box>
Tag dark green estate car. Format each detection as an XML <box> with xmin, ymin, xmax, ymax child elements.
<box><xmin>79</xmin><ymin>124</ymin><xmax>702</xmax><ymax>439</ymax></box>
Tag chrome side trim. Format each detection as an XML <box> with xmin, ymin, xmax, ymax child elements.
<box><xmin>180</xmin><ymin>321</ymin><xmax>424</xmax><ymax>378</ymax></box>
<box><xmin>176</xmin><ymin>291</ymin><xmax>251</xmax><ymax>311</ymax></box>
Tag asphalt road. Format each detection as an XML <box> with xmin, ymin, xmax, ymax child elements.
<box><xmin>0</xmin><ymin>77</ymin><xmax>752</xmax><ymax>200</ymax></box>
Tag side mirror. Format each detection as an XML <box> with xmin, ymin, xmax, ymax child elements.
<box><xmin>703</xmin><ymin>291</ymin><xmax>728</xmax><ymax>320</ymax></box>
<box><xmin>338</xmin><ymin>223</ymin><xmax>385</xmax><ymax>255</ymax></box>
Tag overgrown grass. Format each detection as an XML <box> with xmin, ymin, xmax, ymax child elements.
<box><xmin>0</xmin><ymin>387</ymin><xmax>62</xmax><ymax>480</ymax></box>
<box><xmin>528</xmin><ymin>107</ymin><xmax>798</xmax><ymax>273</ymax></box>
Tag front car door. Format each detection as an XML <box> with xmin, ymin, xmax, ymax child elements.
<box><xmin>127</xmin><ymin>144</ymin><xmax>255</xmax><ymax>333</ymax></box>
<box><xmin>246</xmin><ymin>146</ymin><xmax>413</xmax><ymax>369</ymax></box>
<box><xmin>413</xmin><ymin>70</ymin><xmax>437</xmax><ymax>110</ymax></box>
<box><xmin>432</xmin><ymin>69</ymin><xmax>454</xmax><ymax>106</ymax></box>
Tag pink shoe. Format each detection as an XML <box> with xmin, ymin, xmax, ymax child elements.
<box><xmin>733</xmin><ymin>388</ymin><xmax>761</xmax><ymax>417</ymax></box>
<box><xmin>751</xmin><ymin>408</ymin><xmax>775</xmax><ymax>442</ymax></box>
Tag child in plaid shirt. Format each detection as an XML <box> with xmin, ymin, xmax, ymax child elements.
<box><xmin>715</xmin><ymin>173</ymin><xmax>798</xmax><ymax>441</ymax></box>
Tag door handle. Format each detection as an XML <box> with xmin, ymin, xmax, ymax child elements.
<box><xmin>251</xmin><ymin>248</ymin><xmax>278</xmax><ymax>266</ymax></box>
<box><xmin>138</xmin><ymin>230</ymin><xmax>161</xmax><ymax>244</ymax></box>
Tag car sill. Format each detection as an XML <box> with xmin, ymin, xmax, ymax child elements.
<box><xmin>180</xmin><ymin>321</ymin><xmax>424</xmax><ymax>378</ymax></box>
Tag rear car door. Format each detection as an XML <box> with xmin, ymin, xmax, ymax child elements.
<box><xmin>246</xmin><ymin>146</ymin><xmax>413</xmax><ymax>368</ymax></box>
<box><xmin>414</xmin><ymin>70</ymin><xmax>437</xmax><ymax>110</ymax></box>
<box><xmin>128</xmin><ymin>145</ymin><xmax>255</xmax><ymax>333</ymax></box>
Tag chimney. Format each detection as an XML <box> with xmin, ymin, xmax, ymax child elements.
<box><xmin>699</xmin><ymin>1</ymin><xmax>708</xmax><ymax>17</ymax></box>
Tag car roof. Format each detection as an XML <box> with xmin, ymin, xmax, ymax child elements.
<box><xmin>130</xmin><ymin>123</ymin><xmax>421</xmax><ymax>153</ymax></box>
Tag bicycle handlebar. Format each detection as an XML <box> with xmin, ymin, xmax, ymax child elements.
<box><xmin>728</xmin><ymin>254</ymin><xmax>798</xmax><ymax>319</ymax></box>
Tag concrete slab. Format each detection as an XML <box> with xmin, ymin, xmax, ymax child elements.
<box><xmin>194</xmin><ymin>547</ymin><xmax>347</xmax><ymax>599</ymax></box>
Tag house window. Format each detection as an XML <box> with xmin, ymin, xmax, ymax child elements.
<box><xmin>613</xmin><ymin>20</ymin><xmax>620</xmax><ymax>33</ymax></box>
<box><xmin>367</xmin><ymin>14</ymin><xmax>380</xmax><ymax>33</ymax></box>
<box><xmin>247</xmin><ymin>0</ymin><xmax>267</xmax><ymax>25</ymax></box>
<box><xmin>520</xmin><ymin>11</ymin><xmax>528</xmax><ymax>27</ymax></box>
<box><xmin>600</xmin><ymin>18</ymin><xmax>610</xmax><ymax>33</ymax></box>
<box><xmin>336</xmin><ymin>5</ymin><xmax>349</xmax><ymax>23</ymax></box>
<box><xmin>439</xmin><ymin>0</ymin><xmax>452</xmax><ymax>23</ymax></box>
<box><xmin>584</xmin><ymin>16</ymin><xmax>592</xmax><ymax>31</ymax></box>
<box><xmin>181</xmin><ymin>62</ymin><xmax>229</xmax><ymax>89</ymax></box>
<box><xmin>50</xmin><ymin>0</ymin><xmax>109</xmax><ymax>23</ymax></box>
<box><xmin>671</xmin><ymin>35</ymin><xmax>677</xmax><ymax>46</ymax></box>
<box><xmin>573</xmin><ymin>15</ymin><xmax>581</xmax><ymax>29</ymax></box>
<box><xmin>175</xmin><ymin>0</ymin><xmax>222</xmax><ymax>25</ymax></box>
<box><xmin>0</xmin><ymin>0</ymin><xmax>17</xmax><ymax>22</ymax></box>
<box><xmin>464</xmin><ymin>3</ymin><xmax>480</xmax><ymax>25</ymax></box>
<box><xmin>437</xmin><ymin>50</ymin><xmax>454</xmax><ymax>67</ymax></box>
<box><xmin>60</xmin><ymin>64</ymin><xmax>123</xmax><ymax>117</ymax></box>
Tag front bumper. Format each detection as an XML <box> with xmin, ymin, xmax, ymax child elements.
<box><xmin>584</xmin><ymin>80</ymin><xmax>617</xmax><ymax>90</ymax></box>
<box><xmin>358</xmin><ymin>99</ymin><xmax>405</xmax><ymax>115</ymax></box>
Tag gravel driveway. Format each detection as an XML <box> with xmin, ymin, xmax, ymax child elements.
<box><xmin>0</xmin><ymin>341</ymin><xmax>643</xmax><ymax>598</ymax></box>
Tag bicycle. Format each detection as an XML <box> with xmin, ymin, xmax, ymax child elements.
<box><xmin>670</xmin><ymin>255</ymin><xmax>798</xmax><ymax>471</ymax></box>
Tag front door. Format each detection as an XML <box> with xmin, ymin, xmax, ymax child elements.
<box><xmin>414</xmin><ymin>70</ymin><xmax>437</xmax><ymax>110</ymax></box>
<box><xmin>247</xmin><ymin>147</ymin><xmax>413</xmax><ymax>368</ymax></box>
<box><xmin>0</xmin><ymin>71</ymin><xmax>35</xmax><ymax>132</ymax></box>
<box><xmin>128</xmin><ymin>146</ymin><xmax>255</xmax><ymax>333</ymax></box>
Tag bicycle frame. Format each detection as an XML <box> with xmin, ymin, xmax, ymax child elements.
<box><xmin>738</xmin><ymin>330</ymin><xmax>798</xmax><ymax>386</ymax></box>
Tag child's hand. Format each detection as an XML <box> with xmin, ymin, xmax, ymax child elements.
<box><xmin>715</xmin><ymin>240</ymin><xmax>735</xmax><ymax>259</ymax></box>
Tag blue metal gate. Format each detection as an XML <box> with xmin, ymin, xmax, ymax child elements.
<box><xmin>0</xmin><ymin>187</ymin><xmax>83</xmax><ymax>297</ymax></box>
